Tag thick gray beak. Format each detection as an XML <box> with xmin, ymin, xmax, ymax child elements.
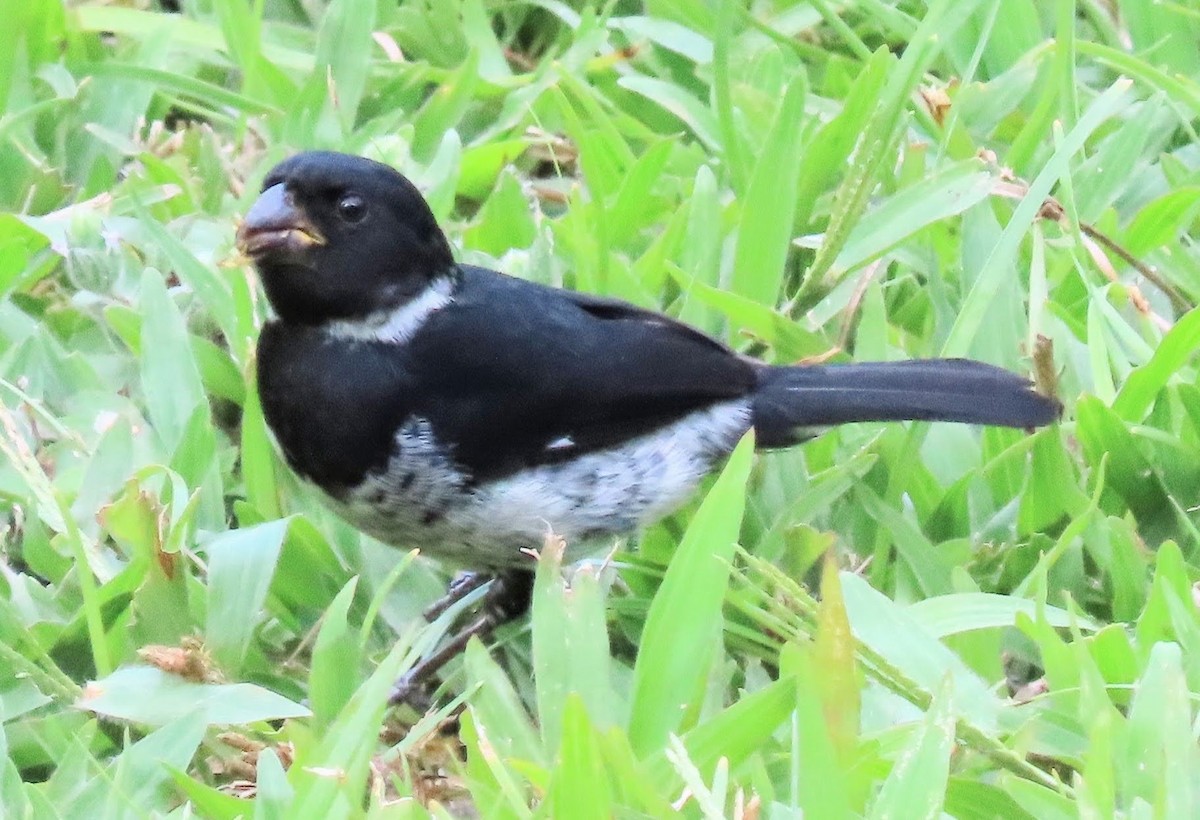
<box><xmin>236</xmin><ymin>183</ymin><xmax>326</xmax><ymax>259</ymax></box>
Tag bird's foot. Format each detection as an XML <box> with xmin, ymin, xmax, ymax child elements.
<box><xmin>422</xmin><ymin>571</ymin><xmax>491</xmax><ymax>622</ymax></box>
<box><xmin>389</xmin><ymin>570</ymin><xmax>534</xmax><ymax>707</ymax></box>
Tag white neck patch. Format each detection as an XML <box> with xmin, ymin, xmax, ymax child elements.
<box><xmin>325</xmin><ymin>276</ymin><xmax>455</xmax><ymax>344</ymax></box>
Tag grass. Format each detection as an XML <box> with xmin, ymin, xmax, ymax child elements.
<box><xmin>2</xmin><ymin>0</ymin><xmax>1200</xmax><ymax>816</ymax></box>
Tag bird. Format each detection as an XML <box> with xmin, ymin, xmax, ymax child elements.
<box><xmin>236</xmin><ymin>150</ymin><xmax>1061</xmax><ymax>701</ymax></box>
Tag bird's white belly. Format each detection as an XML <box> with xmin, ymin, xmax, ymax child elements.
<box><xmin>322</xmin><ymin>401</ymin><xmax>752</xmax><ymax>567</ymax></box>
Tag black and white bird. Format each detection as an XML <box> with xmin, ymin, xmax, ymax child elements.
<box><xmin>237</xmin><ymin>151</ymin><xmax>1060</xmax><ymax>698</ymax></box>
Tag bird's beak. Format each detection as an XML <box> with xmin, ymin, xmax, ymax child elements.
<box><xmin>236</xmin><ymin>183</ymin><xmax>326</xmax><ymax>260</ymax></box>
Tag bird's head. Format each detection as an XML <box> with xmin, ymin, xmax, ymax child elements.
<box><xmin>237</xmin><ymin>151</ymin><xmax>454</xmax><ymax>325</ymax></box>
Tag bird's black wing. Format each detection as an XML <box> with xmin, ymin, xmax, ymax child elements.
<box><xmin>401</xmin><ymin>266</ymin><xmax>756</xmax><ymax>481</ymax></box>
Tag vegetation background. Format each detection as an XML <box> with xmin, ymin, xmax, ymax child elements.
<box><xmin>2</xmin><ymin>0</ymin><xmax>1199</xmax><ymax>816</ymax></box>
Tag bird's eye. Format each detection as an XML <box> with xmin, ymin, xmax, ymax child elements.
<box><xmin>337</xmin><ymin>194</ymin><xmax>367</xmax><ymax>223</ymax></box>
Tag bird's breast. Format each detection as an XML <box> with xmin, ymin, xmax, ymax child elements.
<box><xmin>256</xmin><ymin>322</ymin><xmax>414</xmax><ymax>489</ymax></box>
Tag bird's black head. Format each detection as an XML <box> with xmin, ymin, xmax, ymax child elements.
<box><xmin>237</xmin><ymin>151</ymin><xmax>455</xmax><ymax>325</ymax></box>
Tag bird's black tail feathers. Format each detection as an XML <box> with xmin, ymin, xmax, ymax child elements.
<box><xmin>751</xmin><ymin>358</ymin><xmax>1060</xmax><ymax>448</ymax></box>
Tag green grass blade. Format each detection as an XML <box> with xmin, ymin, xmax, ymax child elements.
<box><xmin>730</xmin><ymin>72</ymin><xmax>807</xmax><ymax>305</ymax></box>
<box><xmin>868</xmin><ymin>676</ymin><xmax>956</xmax><ymax>819</ymax></box>
<box><xmin>628</xmin><ymin>433</ymin><xmax>754</xmax><ymax>757</ymax></box>
<box><xmin>943</xmin><ymin>79</ymin><xmax>1132</xmax><ymax>356</ymax></box>
<box><xmin>204</xmin><ymin>519</ymin><xmax>289</xmax><ymax>674</ymax></box>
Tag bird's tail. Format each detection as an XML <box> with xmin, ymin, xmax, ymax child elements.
<box><xmin>751</xmin><ymin>358</ymin><xmax>1060</xmax><ymax>447</ymax></box>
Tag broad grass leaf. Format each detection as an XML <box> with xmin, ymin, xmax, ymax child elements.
<box><xmin>617</xmin><ymin>75</ymin><xmax>721</xmax><ymax>150</ymax></box>
<box><xmin>464</xmin><ymin>169</ymin><xmax>537</xmax><ymax>257</ymax></box>
<box><xmin>943</xmin><ymin>779</ymin><xmax>1037</xmax><ymax>820</ymax></box>
<box><xmin>253</xmin><ymin>749</ymin><xmax>293</xmax><ymax>819</ymax></box>
<box><xmin>465</xmin><ymin>639</ymin><xmax>544</xmax><ymax>766</ymax></box>
<box><xmin>868</xmin><ymin>676</ymin><xmax>956</xmax><ymax>820</ymax></box>
<box><xmin>0</xmin><ymin>723</ymin><xmax>29</xmax><ymax>817</ymax></box>
<box><xmin>288</xmin><ymin>639</ymin><xmax>413</xmax><ymax>816</ymax></box>
<box><xmin>908</xmin><ymin>592</ymin><xmax>1099</xmax><ymax>638</ymax></box>
<box><xmin>544</xmin><ymin>695</ymin><xmax>613</xmax><ymax>820</ymax></box>
<box><xmin>815</xmin><ymin>553</ymin><xmax>859</xmax><ymax>761</ymax></box>
<box><xmin>204</xmin><ymin>519</ymin><xmax>288</xmax><ymax>674</ymax></box>
<box><xmin>1075</xmin><ymin>397</ymin><xmax>1175</xmax><ymax>542</ymax></box>
<box><xmin>532</xmin><ymin>538</ymin><xmax>616</xmax><ymax>757</ymax></box>
<box><xmin>629</xmin><ymin>432</ymin><xmax>754</xmax><ymax>756</ymax></box>
<box><xmin>313</xmin><ymin>0</ymin><xmax>375</xmax><ymax>133</ymax></box>
<box><xmin>943</xmin><ymin>79</ymin><xmax>1132</xmax><ymax>357</ymax></box>
<box><xmin>308</xmin><ymin>578</ymin><xmax>361</xmax><ymax>732</ymax></box>
<box><xmin>1113</xmin><ymin>307</ymin><xmax>1200</xmax><ymax>421</ymax></box>
<box><xmin>67</xmin><ymin>714</ymin><xmax>207</xmax><ymax>815</ymax></box>
<box><xmin>841</xmin><ymin>573</ymin><xmax>999</xmax><ymax>731</ymax></box>
<box><xmin>643</xmin><ymin>678</ymin><xmax>796</xmax><ymax>788</ymax></box>
<box><xmin>778</xmin><ymin>642</ymin><xmax>854</xmax><ymax>816</ymax></box>
<box><xmin>831</xmin><ymin>161</ymin><xmax>997</xmax><ymax>273</ymax></box>
<box><xmin>610</xmin><ymin>16</ymin><xmax>712</xmax><ymax>64</ymax></box>
<box><xmin>730</xmin><ymin>71</ymin><xmax>807</xmax><ymax>306</ymax></box>
<box><xmin>170</xmin><ymin>772</ymin><xmax>252</xmax><ymax>820</ymax></box>
<box><xmin>79</xmin><ymin>667</ymin><xmax>308</xmax><ymax>725</ymax></box>
<box><xmin>138</xmin><ymin>270</ymin><xmax>207</xmax><ymax>456</ymax></box>
<box><xmin>1124</xmin><ymin>642</ymin><xmax>1198</xmax><ymax>815</ymax></box>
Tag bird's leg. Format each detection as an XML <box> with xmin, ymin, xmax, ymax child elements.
<box><xmin>390</xmin><ymin>569</ymin><xmax>535</xmax><ymax>706</ymax></box>
<box><xmin>482</xmin><ymin>569</ymin><xmax>535</xmax><ymax>622</ymax></box>
<box><xmin>422</xmin><ymin>570</ymin><xmax>492</xmax><ymax>622</ymax></box>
